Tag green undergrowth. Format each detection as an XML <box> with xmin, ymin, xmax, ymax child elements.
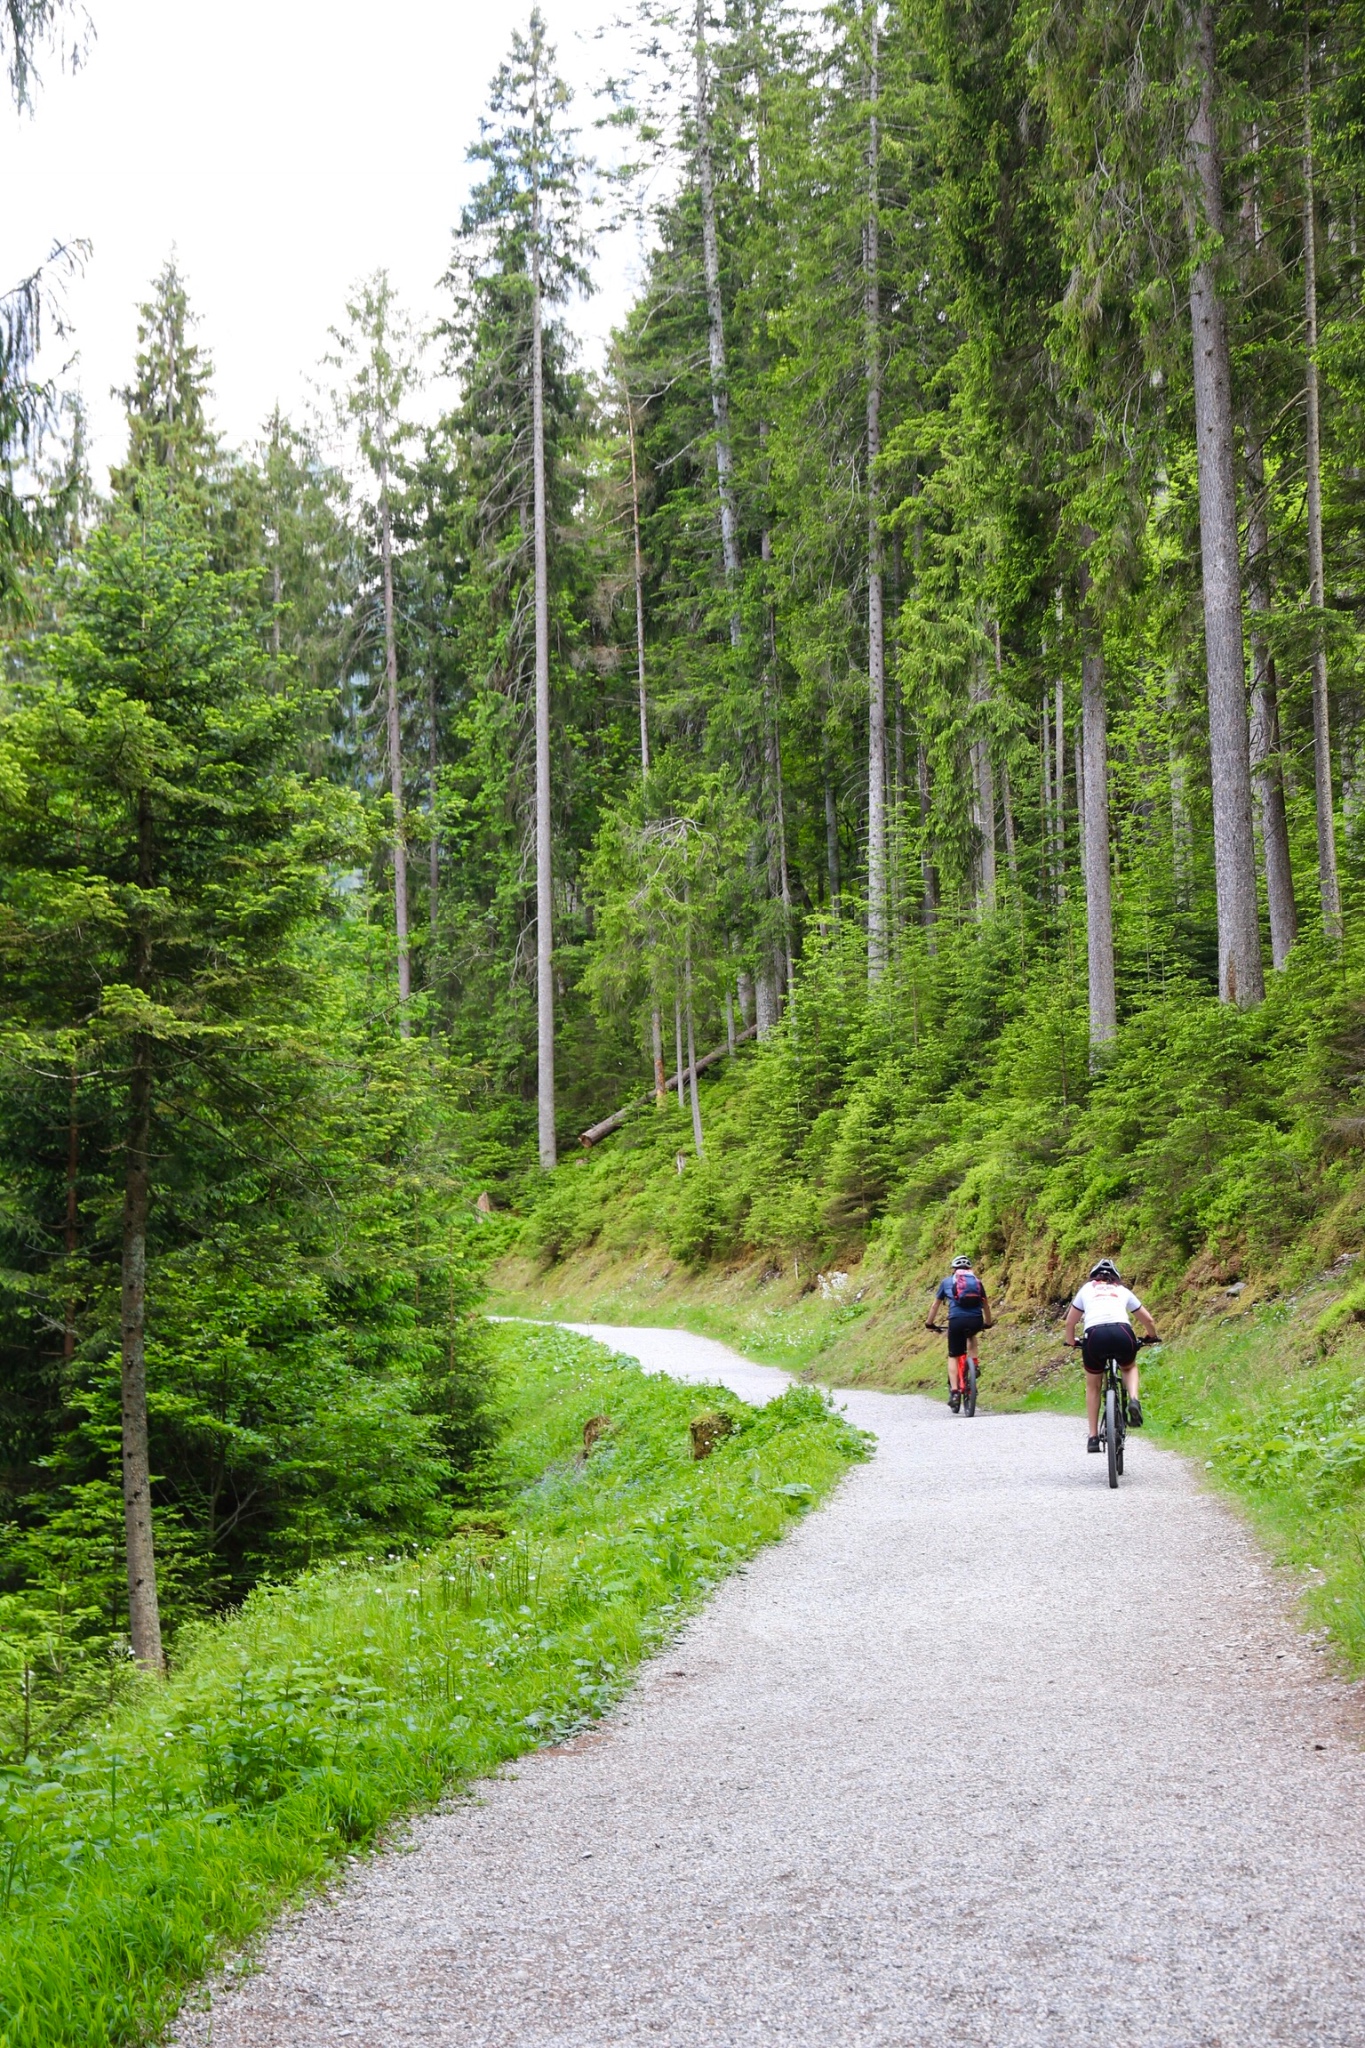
<box><xmin>0</xmin><ymin>1322</ymin><xmax>867</xmax><ymax>2048</ymax></box>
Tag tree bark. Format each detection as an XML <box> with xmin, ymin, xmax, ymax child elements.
<box><xmin>685</xmin><ymin>936</ymin><xmax>705</xmax><ymax>1157</ymax></box>
<box><xmin>764</xmin><ymin>673</ymin><xmax>796</xmax><ymax>1001</ymax></box>
<box><xmin>864</xmin><ymin>0</ymin><xmax>887</xmax><ymax>982</ymax></box>
<box><xmin>694</xmin><ymin>0</ymin><xmax>742</xmax><ymax>648</ymax></box>
<box><xmin>675</xmin><ymin>996</ymin><xmax>685</xmax><ymax>1108</ymax></box>
<box><xmin>917</xmin><ymin>741</ymin><xmax>938</xmax><ymax>944</ymax></box>
<box><xmin>1081</xmin><ymin>635</ymin><xmax>1117</xmax><ymax>1047</ymax></box>
<box><xmin>1303</xmin><ymin>28</ymin><xmax>1343</xmax><ymax>942</ymax></box>
<box><xmin>1168</xmin><ymin>675</ymin><xmax>1194</xmax><ymax>911</ymax></box>
<box><xmin>379</xmin><ymin>465</ymin><xmax>410</xmax><ymax>1031</ymax></box>
<box><xmin>1185</xmin><ymin>0</ymin><xmax>1264</xmax><ymax>1004</ymax></box>
<box><xmin>63</xmin><ymin>1056</ymin><xmax>79</xmax><ymax>1363</ymax></box>
<box><xmin>625</xmin><ymin>375</ymin><xmax>651</xmax><ymax>776</ymax></box>
<box><xmin>121</xmin><ymin>788</ymin><xmax>163</xmax><ymax>1673</ymax></box>
<box><xmin>1041</xmin><ymin>690</ymin><xmax>1054</xmax><ymax>906</ymax></box>
<box><xmin>1054</xmin><ymin>675</ymin><xmax>1066</xmax><ymax>900</ymax></box>
<box><xmin>531</xmin><ymin>186</ymin><xmax>557</xmax><ymax>1167</ymax></box>
<box><xmin>427</xmin><ymin>669</ymin><xmax>439</xmax><ymax>965</ymax></box>
<box><xmin>1244</xmin><ymin>421</ymin><xmax>1298</xmax><ymax>966</ymax></box>
<box><xmin>969</xmin><ymin>658</ymin><xmax>996</xmax><ymax>917</ymax></box>
<box><xmin>993</xmin><ymin>623</ymin><xmax>1019</xmax><ymax>890</ymax></box>
<box><xmin>824</xmin><ymin>769</ymin><xmax>842</xmax><ymax>920</ymax></box>
<box><xmin>652</xmin><ymin>999</ymin><xmax>667</xmax><ymax>1105</ymax></box>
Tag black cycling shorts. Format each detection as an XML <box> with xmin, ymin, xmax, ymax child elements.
<box><xmin>947</xmin><ymin>1310</ymin><xmax>985</xmax><ymax>1357</ymax></box>
<box><xmin>1080</xmin><ymin>1322</ymin><xmax>1137</xmax><ymax>1372</ymax></box>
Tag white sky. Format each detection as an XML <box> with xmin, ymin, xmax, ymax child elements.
<box><xmin>0</xmin><ymin>0</ymin><xmax>649</xmax><ymax>486</ymax></box>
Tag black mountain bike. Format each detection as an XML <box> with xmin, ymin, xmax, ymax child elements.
<box><xmin>1096</xmin><ymin>1349</ymin><xmax>1127</xmax><ymax>1488</ymax></box>
<box><xmin>1095</xmin><ymin>1334</ymin><xmax>1159</xmax><ymax>1489</ymax></box>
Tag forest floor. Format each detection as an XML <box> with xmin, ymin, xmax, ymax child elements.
<box><xmin>176</xmin><ymin>1323</ymin><xmax>1365</xmax><ymax>2048</ymax></box>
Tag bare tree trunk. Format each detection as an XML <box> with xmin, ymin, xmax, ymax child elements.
<box><xmin>694</xmin><ymin>0</ymin><xmax>742</xmax><ymax>649</ymax></box>
<box><xmin>379</xmin><ymin>470</ymin><xmax>410</xmax><ymax>1032</ymax></box>
<box><xmin>427</xmin><ymin>669</ymin><xmax>439</xmax><ymax>966</ymax></box>
<box><xmin>625</xmin><ymin>372</ymin><xmax>667</xmax><ymax>1100</ymax></box>
<box><xmin>685</xmin><ymin>938</ymin><xmax>705</xmax><ymax>1157</ymax></box>
<box><xmin>891</xmin><ymin>665</ymin><xmax>905</xmax><ymax>950</ymax></box>
<box><xmin>824</xmin><ymin>770</ymin><xmax>842</xmax><ymax>920</ymax></box>
<box><xmin>969</xmin><ymin>658</ymin><xmax>996</xmax><ymax>917</ymax></box>
<box><xmin>917</xmin><ymin>741</ymin><xmax>938</xmax><ymax>945</ymax></box>
<box><xmin>755</xmin><ymin>967</ymin><xmax>780</xmax><ymax>1039</ymax></box>
<box><xmin>1303</xmin><ymin>28</ymin><xmax>1343</xmax><ymax>942</ymax></box>
<box><xmin>764</xmin><ymin>676</ymin><xmax>796</xmax><ymax>999</ymax></box>
<box><xmin>675</xmin><ymin>996</ymin><xmax>685</xmax><ymax>1109</ymax></box>
<box><xmin>724</xmin><ymin>986</ymin><xmax>736</xmax><ymax>1055</ymax></box>
<box><xmin>1168</xmin><ymin>676</ymin><xmax>1194</xmax><ymax>911</ymax></box>
<box><xmin>652</xmin><ymin>1000</ymin><xmax>666</xmax><ymax>1105</ymax></box>
<box><xmin>1055</xmin><ymin>675</ymin><xmax>1066</xmax><ymax>900</ymax></box>
<box><xmin>1047</xmin><ymin>692</ymin><xmax>1055</xmax><ymax>909</ymax></box>
<box><xmin>1244</xmin><ymin>422</ymin><xmax>1298</xmax><ymax>966</ymax></box>
<box><xmin>531</xmin><ymin>193</ymin><xmax>556</xmax><ymax>1167</ymax></box>
<box><xmin>993</xmin><ymin>623</ymin><xmax>1019</xmax><ymax>890</ymax></box>
<box><xmin>625</xmin><ymin>377</ymin><xmax>651</xmax><ymax>777</ymax></box>
<box><xmin>1185</xmin><ymin>0</ymin><xmax>1264</xmax><ymax>1005</ymax></box>
<box><xmin>63</xmin><ymin>1056</ymin><xmax>79</xmax><ymax>1363</ymax></box>
<box><xmin>864</xmin><ymin>0</ymin><xmax>887</xmax><ymax>981</ymax></box>
<box><xmin>1081</xmin><ymin>634</ymin><xmax>1118</xmax><ymax>1047</ymax></box>
<box><xmin>121</xmin><ymin>788</ymin><xmax>162</xmax><ymax>1672</ymax></box>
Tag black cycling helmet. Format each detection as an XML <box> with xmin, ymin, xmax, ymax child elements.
<box><xmin>951</xmin><ymin>1255</ymin><xmax>972</xmax><ymax>1270</ymax></box>
<box><xmin>1089</xmin><ymin>1258</ymin><xmax>1122</xmax><ymax>1283</ymax></box>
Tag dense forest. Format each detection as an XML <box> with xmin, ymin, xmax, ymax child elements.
<box><xmin>6</xmin><ymin>0</ymin><xmax>1365</xmax><ymax>1727</ymax></box>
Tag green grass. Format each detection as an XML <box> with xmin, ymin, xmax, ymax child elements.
<box><xmin>1131</xmin><ymin>1302</ymin><xmax>1365</xmax><ymax>1666</ymax></box>
<box><xmin>0</xmin><ymin>1322</ymin><xmax>868</xmax><ymax>2047</ymax></box>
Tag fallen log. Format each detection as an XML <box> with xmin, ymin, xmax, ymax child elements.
<box><xmin>578</xmin><ymin>1023</ymin><xmax>759</xmax><ymax>1147</ymax></box>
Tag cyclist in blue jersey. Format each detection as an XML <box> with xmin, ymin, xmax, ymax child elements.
<box><xmin>926</xmin><ymin>1256</ymin><xmax>994</xmax><ymax>1411</ymax></box>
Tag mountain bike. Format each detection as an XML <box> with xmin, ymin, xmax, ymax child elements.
<box><xmin>1096</xmin><ymin>1346</ymin><xmax>1127</xmax><ymax>1488</ymax></box>
<box><xmin>926</xmin><ymin>1325</ymin><xmax>980</xmax><ymax>1416</ymax></box>
<box><xmin>1095</xmin><ymin>1333</ymin><xmax>1159</xmax><ymax>1488</ymax></box>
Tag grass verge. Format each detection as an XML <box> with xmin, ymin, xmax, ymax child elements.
<box><xmin>0</xmin><ymin>1322</ymin><xmax>867</xmax><ymax>2048</ymax></box>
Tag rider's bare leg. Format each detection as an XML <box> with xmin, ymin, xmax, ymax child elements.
<box><xmin>1085</xmin><ymin>1368</ymin><xmax>1103</xmax><ymax>1435</ymax></box>
<box><xmin>1122</xmin><ymin>1363</ymin><xmax>1140</xmax><ymax>1401</ymax></box>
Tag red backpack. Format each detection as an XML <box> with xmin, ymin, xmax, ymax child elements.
<box><xmin>952</xmin><ymin>1268</ymin><xmax>984</xmax><ymax>1307</ymax></box>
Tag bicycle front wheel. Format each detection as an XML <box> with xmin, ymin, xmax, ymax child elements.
<box><xmin>964</xmin><ymin>1358</ymin><xmax>978</xmax><ymax>1417</ymax></box>
<box><xmin>1105</xmin><ymin>1384</ymin><xmax>1121</xmax><ymax>1489</ymax></box>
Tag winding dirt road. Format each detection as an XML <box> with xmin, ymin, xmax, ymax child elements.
<box><xmin>179</xmin><ymin>1323</ymin><xmax>1365</xmax><ymax>2047</ymax></box>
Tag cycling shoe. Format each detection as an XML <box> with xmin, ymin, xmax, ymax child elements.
<box><xmin>1086</xmin><ymin>1435</ymin><xmax>1102</xmax><ymax>1453</ymax></box>
<box><xmin>1127</xmin><ymin>1399</ymin><xmax>1144</xmax><ymax>1427</ymax></box>
<box><xmin>948</xmin><ymin>1388</ymin><xmax>961</xmax><ymax>1413</ymax></box>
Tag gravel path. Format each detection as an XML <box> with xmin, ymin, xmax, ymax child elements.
<box><xmin>178</xmin><ymin>1323</ymin><xmax>1365</xmax><ymax>2048</ymax></box>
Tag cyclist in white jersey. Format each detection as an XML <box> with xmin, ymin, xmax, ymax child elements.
<box><xmin>1064</xmin><ymin>1259</ymin><xmax>1160</xmax><ymax>1454</ymax></box>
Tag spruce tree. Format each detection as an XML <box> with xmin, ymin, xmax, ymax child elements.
<box><xmin>452</xmin><ymin>9</ymin><xmax>592</xmax><ymax>1169</ymax></box>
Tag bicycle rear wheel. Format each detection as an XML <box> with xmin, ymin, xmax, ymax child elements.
<box><xmin>1105</xmin><ymin>1384</ymin><xmax>1121</xmax><ymax>1489</ymax></box>
<box><xmin>964</xmin><ymin>1358</ymin><xmax>978</xmax><ymax>1417</ymax></box>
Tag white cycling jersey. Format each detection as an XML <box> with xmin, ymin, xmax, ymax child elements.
<box><xmin>1071</xmin><ymin>1279</ymin><xmax>1143</xmax><ymax>1333</ymax></box>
